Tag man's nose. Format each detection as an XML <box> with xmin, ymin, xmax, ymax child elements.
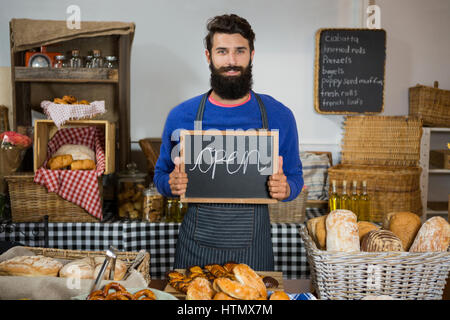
<box><xmin>226</xmin><ymin>52</ymin><xmax>237</xmax><ymax>65</ymax></box>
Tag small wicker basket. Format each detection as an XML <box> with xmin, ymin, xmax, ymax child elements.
<box><xmin>24</xmin><ymin>246</ymin><xmax>151</xmax><ymax>285</ymax></box>
<box><xmin>409</xmin><ymin>82</ymin><xmax>450</xmax><ymax>128</ymax></box>
<box><xmin>268</xmin><ymin>189</ymin><xmax>308</xmax><ymax>223</ymax></box>
<box><xmin>299</xmin><ymin>224</ymin><xmax>450</xmax><ymax>300</ymax></box>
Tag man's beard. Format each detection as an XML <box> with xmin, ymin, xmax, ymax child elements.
<box><xmin>209</xmin><ymin>60</ymin><xmax>253</xmax><ymax>100</ymax></box>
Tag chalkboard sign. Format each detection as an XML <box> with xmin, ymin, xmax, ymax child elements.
<box><xmin>180</xmin><ymin>130</ymin><xmax>279</xmax><ymax>204</ymax></box>
<box><xmin>314</xmin><ymin>28</ymin><xmax>386</xmax><ymax>114</ymax></box>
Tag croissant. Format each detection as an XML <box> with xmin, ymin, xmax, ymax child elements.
<box><xmin>70</xmin><ymin>159</ymin><xmax>96</xmax><ymax>170</ymax></box>
<box><xmin>48</xmin><ymin>154</ymin><xmax>73</xmax><ymax>170</ymax></box>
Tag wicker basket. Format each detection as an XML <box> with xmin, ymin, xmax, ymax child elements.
<box><xmin>6</xmin><ymin>172</ymin><xmax>101</xmax><ymax>223</ymax></box>
<box><xmin>341</xmin><ymin>116</ymin><xmax>423</xmax><ymax>167</ymax></box>
<box><xmin>268</xmin><ymin>189</ymin><xmax>308</xmax><ymax>223</ymax></box>
<box><xmin>409</xmin><ymin>82</ymin><xmax>450</xmax><ymax>128</ymax></box>
<box><xmin>299</xmin><ymin>224</ymin><xmax>450</xmax><ymax>300</ymax></box>
<box><xmin>328</xmin><ymin>164</ymin><xmax>422</xmax><ymax>223</ymax></box>
<box><xmin>24</xmin><ymin>246</ymin><xmax>151</xmax><ymax>285</ymax></box>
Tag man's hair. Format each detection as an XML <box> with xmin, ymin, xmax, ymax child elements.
<box><xmin>204</xmin><ymin>14</ymin><xmax>255</xmax><ymax>52</ymax></box>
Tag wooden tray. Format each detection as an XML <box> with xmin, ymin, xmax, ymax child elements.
<box><xmin>164</xmin><ymin>269</ymin><xmax>284</xmax><ymax>299</ymax></box>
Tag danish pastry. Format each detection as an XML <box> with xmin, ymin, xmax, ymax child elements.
<box><xmin>213</xmin><ymin>277</ymin><xmax>260</xmax><ymax>300</ymax></box>
<box><xmin>186</xmin><ymin>277</ymin><xmax>215</xmax><ymax>300</ymax></box>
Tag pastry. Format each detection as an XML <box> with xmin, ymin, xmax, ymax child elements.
<box><xmin>186</xmin><ymin>277</ymin><xmax>215</xmax><ymax>300</ymax></box>
<box><xmin>53</xmin><ymin>144</ymin><xmax>96</xmax><ymax>162</ymax></box>
<box><xmin>269</xmin><ymin>291</ymin><xmax>290</xmax><ymax>300</ymax></box>
<box><xmin>360</xmin><ymin>229</ymin><xmax>404</xmax><ymax>252</ymax></box>
<box><xmin>0</xmin><ymin>255</ymin><xmax>63</xmax><ymax>277</ymax></box>
<box><xmin>213</xmin><ymin>277</ymin><xmax>260</xmax><ymax>300</ymax></box>
<box><xmin>409</xmin><ymin>216</ymin><xmax>450</xmax><ymax>252</ymax></box>
<box><xmin>59</xmin><ymin>257</ymin><xmax>127</xmax><ymax>281</ymax></box>
<box><xmin>62</xmin><ymin>95</ymin><xmax>77</xmax><ymax>104</ymax></box>
<box><xmin>233</xmin><ymin>263</ymin><xmax>267</xmax><ymax>298</ymax></box>
<box><xmin>70</xmin><ymin>159</ymin><xmax>96</xmax><ymax>170</ymax></box>
<box><xmin>357</xmin><ymin>221</ymin><xmax>380</xmax><ymax>242</ymax></box>
<box><xmin>213</xmin><ymin>292</ymin><xmax>236</xmax><ymax>300</ymax></box>
<box><xmin>388</xmin><ymin>212</ymin><xmax>422</xmax><ymax>251</ymax></box>
<box><xmin>306</xmin><ymin>215</ymin><xmax>327</xmax><ymax>250</ymax></box>
<box><xmin>326</xmin><ymin>210</ymin><xmax>360</xmax><ymax>252</ymax></box>
<box><xmin>47</xmin><ymin>154</ymin><xmax>73</xmax><ymax>170</ymax></box>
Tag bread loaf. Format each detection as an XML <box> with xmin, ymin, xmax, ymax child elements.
<box><xmin>306</xmin><ymin>215</ymin><xmax>327</xmax><ymax>250</ymax></box>
<box><xmin>0</xmin><ymin>255</ymin><xmax>63</xmax><ymax>277</ymax></box>
<box><xmin>233</xmin><ymin>263</ymin><xmax>267</xmax><ymax>298</ymax></box>
<box><xmin>59</xmin><ymin>257</ymin><xmax>127</xmax><ymax>281</ymax></box>
<box><xmin>326</xmin><ymin>210</ymin><xmax>360</xmax><ymax>252</ymax></box>
<box><xmin>54</xmin><ymin>144</ymin><xmax>96</xmax><ymax>162</ymax></box>
<box><xmin>361</xmin><ymin>229</ymin><xmax>404</xmax><ymax>252</ymax></box>
<box><xmin>357</xmin><ymin>221</ymin><xmax>380</xmax><ymax>242</ymax></box>
<box><xmin>388</xmin><ymin>212</ymin><xmax>422</xmax><ymax>251</ymax></box>
<box><xmin>409</xmin><ymin>216</ymin><xmax>450</xmax><ymax>252</ymax></box>
<box><xmin>382</xmin><ymin>211</ymin><xmax>398</xmax><ymax>229</ymax></box>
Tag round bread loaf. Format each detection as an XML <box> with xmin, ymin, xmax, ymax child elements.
<box><xmin>409</xmin><ymin>216</ymin><xmax>450</xmax><ymax>252</ymax></box>
<box><xmin>59</xmin><ymin>257</ymin><xmax>127</xmax><ymax>281</ymax></box>
<box><xmin>326</xmin><ymin>210</ymin><xmax>360</xmax><ymax>252</ymax></box>
<box><xmin>54</xmin><ymin>144</ymin><xmax>96</xmax><ymax>161</ymax></box>
<box><xmin>388</xmin><ymin>212</ymin><xmax>422</xmax><ymax>251</ymax></box>
<box><xmin>361</xmin><ymin>229</ymin><xmax>404</xmax><ymax>252</ymax></box>
<box><xmin>0</xmin><ymin>255</ymin><xmax>63</xmax><ymax>277</ymax></box>
<box><xmin>92</xmin><ymin>257</ymin><xmax>127</xmax><ymax>281</ymax></box>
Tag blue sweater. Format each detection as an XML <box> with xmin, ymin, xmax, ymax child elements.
<box><xmin>153</xmin><ymin>91</ymin><xmax>304</xmax><ymax>202</ymax></box>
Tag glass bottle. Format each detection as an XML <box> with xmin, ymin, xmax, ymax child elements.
<box><xmin>358</xmin><ymin>180</ymin><xmax>371</xmax><ymax>222</ymax></box>
<box><xmin>91</xmin><ymin>49</ymin><xmax>104</xmax><ymax>68</ymax></box>
<box><xmin>85</xmin><ymin>55</ymin><xmax>93</xmax><ymax>68</ymax></box>
<box><xmin>340</xmin><ymin>180</ymin><xmax>350</xmax><ymax>210</ymax></box>
<box><xmin>104</xmin><ymin>56</ymin><xmax>118</xmax><ymax>68</ymax></box>
<box><xmin>350</xmin><ymin>180</ymin><xmax>360</xmax><ymax>219</ymax></box>
<box><xmin>329</xmin><ymin>180</ymin><xmax>340</xmax><ymax>212</ymax></box>
<box><xmin>54</xmin><ymin>55</ymin><xmax>66</xmax><ymax>68</ymax></box>
<box><xmin>69</xmin><ymin>49</ymin><xmax>82</xmax><ymax>68</ymax></box>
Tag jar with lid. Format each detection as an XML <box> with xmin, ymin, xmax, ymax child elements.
<box><xmin>91</xmin><ymin>49</ymin><xmax>104</xmax><ymax>68</ymax></box>
<box><xmin>142</xmin><ymin>183</ymin><xmax>164</xmax><ymax>223</ymax></box>
<box><xmin>117</xmin><ymin>163</ymin><xmax>147</xmax><ymax>221</ymax></box>
<box><xmin>69</xmin><ymin>50</ymin><xmax>82</xmax><ymax>68</ymax></box>
<box><xmin>54</xmin><ymin>55</ymin><xmax>67</xmax><ymax>68</ymax></box>
<box><xmin>164</xmin><ymin>198</ymin><xmax>180</xmax><ymax>222</ymax></box>
<box><xmin>84</xmin><ymin>55</ymin><xmax>93</xmax><ymax>68</ymax></box>
<box><xmin>104</xmin><ymin>56</ymin><xmax>118</xmax><ymax>69</ymax></box>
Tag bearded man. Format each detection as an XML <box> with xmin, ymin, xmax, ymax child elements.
<box><xmin>154</xmin><ymin>14</ymin><xmax>303</xmax><ymax>270</ymax></box>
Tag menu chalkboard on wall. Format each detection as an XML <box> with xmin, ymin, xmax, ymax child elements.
<box><xmin>179</xmin><ymin>130</ymin><xmax>279</xmax><ymax>204</ymax></box>
<box><xmin>314</xmin><ymin>28</ymin><xmax>386</xmax><ymax>114</ymax></box>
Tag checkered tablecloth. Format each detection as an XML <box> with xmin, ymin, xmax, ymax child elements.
<box><xmin>0</xmin><ymin>208</ymin><xmax>326</xmax><ymax>279</ymax></box>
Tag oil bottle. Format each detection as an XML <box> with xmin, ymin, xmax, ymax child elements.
<box><xmin>358</xmin><ymin>180</ymin><xmax>371</xmax><ymax>221</ymax></box>
<box><xmin>350</xmin><ymin>180</ymin><xmax>360</xmax><ymax>219</ymax></box>
<box><xmin>329</xmin><ymin>180</ymin><xmax>340</xmax><ymax>212</ymax></box>
<box><xmin>340</xmin><ymin>180</ymin><xmax>350</xmax><ymax>210</ymax></box>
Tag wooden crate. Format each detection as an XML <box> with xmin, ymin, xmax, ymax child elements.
<box><xmin>33</xmin><ymin>119</ymin><xmax>115</xmax><ymax>174</ymax></box>
<box><xmin>430</xmin><ymin>149</ymin><xmax>450</xmax><ymax>169</ymax></box>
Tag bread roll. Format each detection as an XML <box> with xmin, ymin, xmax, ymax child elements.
<box><xmin>213</xmin><ymin>277</ymin><xmax>260</xmax><ymax>300</ymax></box>
<box><xmin>59</xmin><ymin>257</ymin><xmax>95</xmax><ymax>279</ymax></box>
<box><xmin>186</xmin><ymin>277</ymin><xmax>215</xmax><ymax>300</ymax></box>
<box><xmin>269</xmin><ymin>291</ymin><xmax>290</xmax><ymax>300</ymax></box>
<box><xmin>213</xmin><ymin>292</ymin><xmax>237</xmax><ymax>300</ymax></box>
<box><xmin>361</xmin><ymin>229</ymin><xmax>404</xmax><ymax>252</ymax></box>
<box><xmin>388</xmin><ymin>212</ymin><xmax>422</xmax><ymax>251</ymax></box>
<box><xmin>70</xmin><ymin>159</ymin><xmax>96</xmax><ymax>170</ymax></box>
<box><xmin>0</xmin><ymin>255</ymin><xmax>63</xmax><ymax>277</ymax></box>
<box><xmin>357</xmin><ymin>221</ymin><xmax>380</xmax><ymax>242</ymax></box>
<box><xmin>47</xmin><ymin>154</ymin><xmax>73</xmax><ymax>170</ymax></box>
<box><xmin>409</xmin><ymin>216</ymin><xmax>450</xmax><ymax>252</ymax></box>
<box><xmin>306</xmin><ymin>215</ymin><xmax>327</xmax><ymax>250</ymax></box>
<box><xmin>54</xmin><ymin>144</ymin><xmax>96</xmax><ymax>162</ymax></box>
<box><xmin>326</xmin><ymin>210</ymin><xmax>360</xmax><ymax>252</ymax></box>
<box><xmin>233</xmin><ymin>263</ymin><xmax>267</xmax><ymax>298</ymax></box>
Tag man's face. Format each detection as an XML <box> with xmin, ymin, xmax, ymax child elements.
<box><xmin>206</xmin><ymin>33</ymin><xmax>255</xmax><ymax>100</ymax></box>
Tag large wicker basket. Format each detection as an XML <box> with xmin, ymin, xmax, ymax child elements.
<box><xmin>409</xmin><ymin>82</ymin><xmax>450</xmax><ymax>128</ymax></box>
<box><xmin>6</xmin><ymin>172</ymin><xmax>101</xmax><ymax>223</ymax></box>
<box><xmin>299</xmin><ymin>224</ymin><xmax>450</xmax><ymax>300</ymax></box>
<box><xmin>24</xmin><ymin>246</ymin><xmax>151</xmax><ymax>285</ymax></box>
<box><xmin>268</xmin><ymin>189</ymin><xmax>308</xmax><ymax>223</ymax></box>
<box><xmin>328</xmin><ymin>164</ymin><xmax>422</xmax><ymax>223</ymax></box>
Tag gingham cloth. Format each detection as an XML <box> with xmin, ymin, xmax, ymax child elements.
<box><xmin>40</xmin><ymin>100</ymin><xmax>106</xmax><ymax>128</ymax></box>
<box><xmin>34</xmin><ymin>126</ymin><xmax>106</xmax><ymax>220</ymax></box>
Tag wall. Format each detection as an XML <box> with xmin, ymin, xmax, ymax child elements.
<box><xmin>0</xmin><ymin>0</ymin><xmax>449</xmax><ymax>172</ymax></box>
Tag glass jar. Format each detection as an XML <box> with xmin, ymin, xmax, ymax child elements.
<box><xmin>69</xmin><ymin>49</ymin><xmax>82</xmax><ymax>68</ymax></box>
<box><xmin>54</xmin><ymin>55</ymin><xmax>66</xmax><ymax>68</ymax></box>
<box><xmin>142</xmin><ymin>183</ymin><xmax>164</xmax><ymax>223</ymax></box>
<box><xmin>177</xmin><ymin>201</ymin><xmax>188</xmax><ymax>222</ymax></box>
<box><xmin>84</xmin><ymin>55</ymin><xmax>93</xmax><ymax>68</ymax></box>
<box><xmin>165</xmin><ymin>198</ymin><xmax>180</xmax><ymax>222</ymax></box>
<box><xmin>117</xmin><ymin>163</ymin><xmax>147</xmax><ymax>221</ymax></box>
<box><xmin>104</xmin><ymin>56</ymin><xmax>118</xmax><ymax>69</ymax></box>
<box><xmin>91</xmin><ymin>49</ymin><xmax>104</xmax><ymax>68</ymax></box>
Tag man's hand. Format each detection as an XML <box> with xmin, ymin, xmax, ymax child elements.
<box><xmin>268</xmin><ymin>156</ymin><xmax>290</xmax><ymax>201</ymax></box>
<box><xmin>168</xmin><ymin>156</ymin><xmax>188</xmax><ymax>196</ymax></box>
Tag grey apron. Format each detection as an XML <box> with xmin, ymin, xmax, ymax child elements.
<box><xmin>174</xmin><ymin>90</ymin><xmax>275</xmax><ymax>270</ymax></box>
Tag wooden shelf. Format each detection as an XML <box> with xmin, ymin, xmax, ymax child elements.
<box><xmin>14</xmin><ymin>67</ymin><xmax>118</xmax><ymax>83</ymax></box>
<box><xmin>429</xmin><ymin>168</ymin><xmax>450</xmax><ymax>174</ymax></box>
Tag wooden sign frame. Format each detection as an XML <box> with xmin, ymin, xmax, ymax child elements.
<box><xmin>314</xmin><ymin>28</ymin><xmax>386</xmax><ymax>115</ymax></box>
<box><xmin>179</xmin><ymin>129</ymin><xmax>279</xmax><ymax>204</ymax></box>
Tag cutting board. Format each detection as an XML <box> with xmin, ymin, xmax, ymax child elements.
<box><xmin>164</xmin><ymin>269</ymin><xmax>284</xmax><ymax>299</ymax></box>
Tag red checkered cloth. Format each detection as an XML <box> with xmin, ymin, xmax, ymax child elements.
<box><xmin>34</xmin><ymin>126</ymin><xmax>106</xmax><ymax>220</ymax></box>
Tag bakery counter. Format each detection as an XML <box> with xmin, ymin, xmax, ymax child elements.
<box><xmin>0</xmin><ymin>208</ymin><xmax>325</xmax><ymax>280</ymax></box>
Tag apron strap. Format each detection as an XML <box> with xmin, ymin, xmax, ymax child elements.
<box><xmin>195</xmin><ymin>90</ymin><xmax>269</xmax><ymax>130</ymax></box>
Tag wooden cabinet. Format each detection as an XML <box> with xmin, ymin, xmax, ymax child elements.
<box><xmin>419</xmin><ymin>127</ymin><xmax>450</xmax><ymax>221</ymax></box>
<box><xmin>9</xmin><ymin>29</ymin><xmax>132</xmax><ymax>172</ymax></box>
